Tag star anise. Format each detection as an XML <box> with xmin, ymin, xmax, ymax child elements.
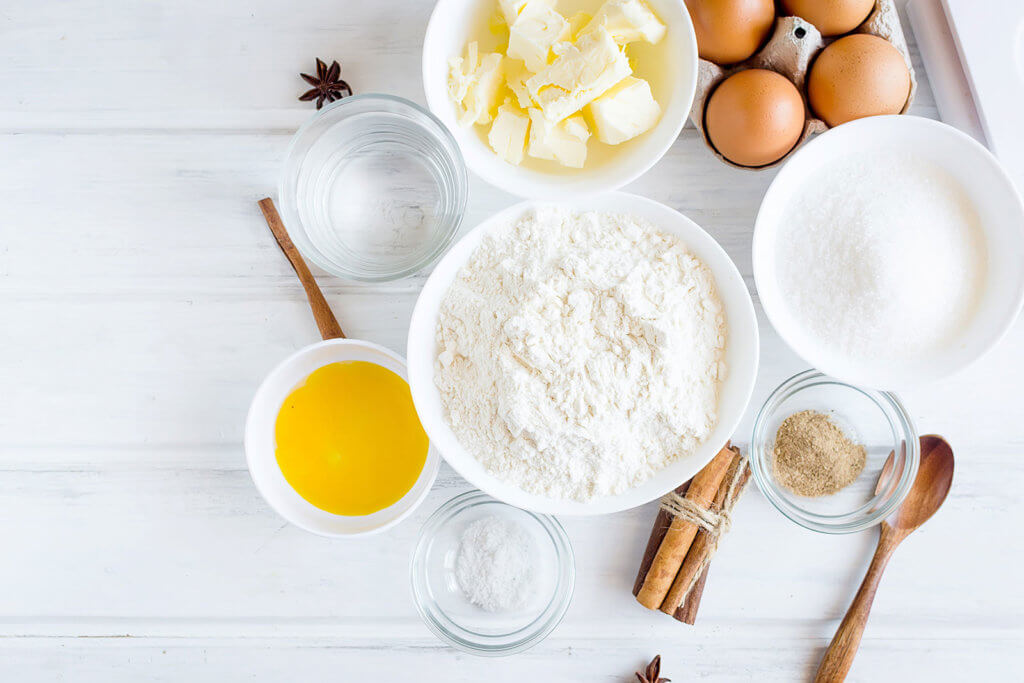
<box><xmin>299</xmin><ymin>58</ymin><xmax>352</xmax><ymax>109</ymax></box>
<box><xmin>636</xmin><ymin>655</ymin><xmax>670</xmax><ymax>683</ymax></box>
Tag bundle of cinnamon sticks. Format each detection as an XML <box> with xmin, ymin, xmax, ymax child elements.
<box><xmin>632</xmin><ymin>443</ymin><xmax>751</xmax><ymax>624</ymax></box>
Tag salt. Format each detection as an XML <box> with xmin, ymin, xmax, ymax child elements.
<box><xmin>456</xmin><ymin>516</ymin><xmax>535</xmax><ymax>612</ymax></box>
<box><xmin>776</xmin><ymin>151</ymin><xmax>987</xmax><ymax>361</ymax></box>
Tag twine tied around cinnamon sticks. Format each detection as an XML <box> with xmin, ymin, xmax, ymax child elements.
<box><xmin>632</xmin><ymin>443</ymin><xmax>752</xmax><ymax>624</ymax></box>
<box><xmin>659</xmin><ymin>484</ymin><xmax>734</xmax><ymax>537</ymax></box>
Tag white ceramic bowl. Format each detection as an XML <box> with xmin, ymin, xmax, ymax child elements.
<box><xmin>406</xmin><ymin>193</ymin><xmax>759</xmax><ymax>515</ymax></box>
<box><xmin>421</xmin><ymin>0</ymin><xmax>698</xmax><ymax>199</ymax></box>
<box><xmin>753</xmin><ymin>116</ymin><xmax>1024</xmax><ymax>389</ymax></box>
<box><xmin>245</xmin><ymin>339</ymin><xmax>441</xmax><ymax>537</ymax></box>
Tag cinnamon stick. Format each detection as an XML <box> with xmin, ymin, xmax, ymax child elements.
<box><xmin>258</xmin><ymin>198</ymin><xmax>345</xmax><ymax>341</ymax></box>
<box><xmin>661</xmin><ymin>453</ymin><xmax>750</xmax><ymax>615</ymax></box>
<box><xmin>632</xmin><ymin>480</ymin><xmax>691</xmax><ymax>597</ymax></box>
<box><xmin>631</xmin><ymin>444</ymin><xmax>751</xmax><ymax>624</ymax></box>
<box><xmin>634</xmin><ymin>445</ymin><xmax>736</xmax><ymax>609</ymax></box>
<box><xmin>675</xmin><ymin>563</ymin><xmax>710</xmax><ymax>625</ymax></box>
<box><xmin>675</xmin><ymin>455</ymin><xmax>749</xmax><ymax>623</ymax></box>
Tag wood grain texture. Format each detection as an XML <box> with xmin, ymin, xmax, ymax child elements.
<box><xmin>815</xmin><ymin>528</ymin><xmax>900</xmax><ymax>682</ymax></box>
<box><xmin>257</xmin><ymin>198</ymin><xmax>345</xmax><ymax>340</ymax></box>
<box><xmin>0</xmin><ymin>0</ymin><xmax>1020</xmax><ymax>680</ymax></box>
<box><xmin>815</xmin><ymin>437</ymin><xmax>956</xmax><ymax>682</ymax></box>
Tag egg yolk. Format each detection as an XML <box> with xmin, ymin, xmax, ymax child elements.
<box><xmin>274</xmin><ymin>361</ymin><xmax>428</xmax><ymax>516</ymax></box>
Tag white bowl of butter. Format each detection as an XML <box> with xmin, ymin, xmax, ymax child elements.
<box><xmin>422</xmin><ymin>0</ymin><xmax>698</xmax><ymax>199</ymax></box>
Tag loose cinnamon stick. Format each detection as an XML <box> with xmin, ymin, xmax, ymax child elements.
<box><xmin>661</xmin><ymin>453</ymin><xmax>750</xmax><ymax>615</ymax></box>
<box><xmin>258</xmin><ymin>198</ymin><xmax>345</xmax><ymax>341</ymax></box>
<box><xmin>635</xmin><ymin>445</ymin><xmax>736</xmax><ymax>609</ymax></box>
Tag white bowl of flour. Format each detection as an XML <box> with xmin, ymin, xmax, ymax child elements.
<box><xmin>753</xmin><ymin>116</ymin><xmax>1024</xmax><ymax>389</ymax></box>
<box><xmin>407</xmin><ymin>193</ymin><xmax>758</xmax><ymax>514</ymax></box>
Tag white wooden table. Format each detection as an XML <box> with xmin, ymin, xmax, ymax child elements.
<box><xmin>1</xmin><ymin>1</ymin><xmax>1021</xmax><ymax>680</ymax></box>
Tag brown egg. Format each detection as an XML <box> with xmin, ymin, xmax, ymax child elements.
<box><xmin>808</xmin><ymin>34</ymin><xmax>911</xmax><ymax>127</ymax></box>
<box><xmin>705</xmin><ymin>69</ymin><xmax>805</xmax><ymax>167</ymax></box>
<box><xmin>684</xmin><ymin>0</ymin><xmax>776</xmax><ymax>65</ymax></box>
<box><xmin>780</xmin><ymin>0</ymin><xmax>875</xmax><ymax>37</ymax></box>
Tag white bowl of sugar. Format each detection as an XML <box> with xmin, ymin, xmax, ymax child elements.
<box><xmin>753</xmin><ymin>115</ymin><xmax>1024</xmax><ymax>390</ymax></box>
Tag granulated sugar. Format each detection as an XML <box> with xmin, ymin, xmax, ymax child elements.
<box><xmin>775</xmin><ymin>151</ymin><xmax>986</xmax><ymax>362</ymax></box>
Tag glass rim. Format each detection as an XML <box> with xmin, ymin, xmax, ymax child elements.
<box><xmin>749</xmin><ymin>369</ymin><xmax>920</xmax><ymax>534</ymax></box>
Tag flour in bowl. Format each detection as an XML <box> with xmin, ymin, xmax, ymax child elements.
<box><xmin>434</xmin><ymin>208</ymin><xmax>727</xmax><ymax>501</ymax></box>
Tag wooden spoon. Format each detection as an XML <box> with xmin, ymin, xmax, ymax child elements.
<box><xmin>813</xmin><ymin>435</ymin><xmax>954</xmax><ymax>682</ymax></box>
<box><xmin>258</xmin><ymin>198</ymin><xmax>345</xmax><ymax>340</ymax></box>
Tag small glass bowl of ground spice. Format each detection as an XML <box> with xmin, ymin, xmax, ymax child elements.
<box><xmin>750</xmin><ymin>370</ymin><xmax>919</xmax><ymax>533</ymax></box>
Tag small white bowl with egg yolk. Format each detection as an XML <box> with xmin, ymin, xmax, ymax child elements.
<box><xmin>245</xmin><ymin>338</ymin><xmax>441</xmax><ymax>537</ymax></box>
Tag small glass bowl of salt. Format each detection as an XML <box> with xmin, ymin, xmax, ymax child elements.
<box><xmin>410</xmin><ymin>490</ymin><xmax>574</xmax><ymax>656</ymax></box>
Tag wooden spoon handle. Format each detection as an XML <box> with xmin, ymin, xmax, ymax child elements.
<box><xmin>258</xmin><ymin>198</ymin><xmax>345</xmax><ymax>341</ymax></box>
<box><xmin>814</xmin><ymin>530</ymin><xmax>902</xmax><ymax>682</ymax></box>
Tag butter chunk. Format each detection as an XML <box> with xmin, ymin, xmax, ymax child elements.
<box><xmin>587</xmin><ymin>76</ymin><xmax>661</xmax><ymax>144</ymax></box>
<box><xmin>526</xmin><ymin>27</ymin><xmax>632</xmax><ymax>123</ymax></box>
<box><xmin>527</xmin><ymin>109</ymin><xmax>590</xmax><ymax>168</ymax></box>
<box><xmin>583</xmin><ymin>0</ymin><xmax>666</xmax><ymax>45</ymax></box>
<box><xmin>488</xmin><ymin>103</ymin><xmax>531</xmax><ymax>165</ymax></box>
<box><xmin>448</xmin><ymin>41</ymin><xmax>480</xmax><ymax>104</ymax></box>
<box><xmin>498</xmin><ymin>0</ymin><xmax>555</xmax><ymax>26</ymax></box>
<box><xmin>507</xmin><ymin>3</ymin><xmax>571</xmax><ymax>72</ymax></box>
<box><xmin>448</xmin><ymin>42</ymin><xmax>504</xmax><ymax>126</ymax></box>
<box><xmin>505</xmin><ymin>60</ymin><xmax>535</xmax><ymax>109</ymax></box>
<box><xmin>568</xmin><ymin>11</ymin><xmax>592</xmax><ymax>39</ymax></box>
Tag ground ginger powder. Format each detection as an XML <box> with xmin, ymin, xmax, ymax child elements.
<box><xmin>772</xmin><ymin>410</ymin><xmax>867</xmax><ymax>497</ymax></box>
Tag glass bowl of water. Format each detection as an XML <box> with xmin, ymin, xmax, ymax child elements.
<box><xmin>279</xmin><ymin>94</ymin><xmax>468</xmax><ymax>282</ymax></box>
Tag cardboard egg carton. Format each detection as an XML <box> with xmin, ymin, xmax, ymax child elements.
<box><xmin>689</xmin><ymin>0</ymin><xmax>917</xmax><ymax>169</ymax></box>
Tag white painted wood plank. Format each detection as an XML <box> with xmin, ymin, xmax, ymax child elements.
<box><xmin>0</xmin><ymin>448</ymin><xmax>1021</xmax><ymax>627</ymax></box>
<box><xmin>0</xmin><ymin>133</ymin><xmax>514</xmax><ymax>297</ymax></box>
<box><xmin>1</xmin><ymin>634</ymin><xmax>1019</xmax><ymax>683</ymax></box>
<box><xmin>0</xmin><ymin>291</ymin><xmax>1020</xmax><ymax>449</ymax></box>
<box><xmin>0</xmin><ymin>130</ymin><xmax>774</xmax><ymax>299</ymax></box>
<box><xmin>0</xmin><ymin>0</ymin><xmax>433</xmax><ymax>130</ymax></box>
<box><xmin>0</xmin><ymin>1</ymin><xmax>936</xmax><ymax>130</ymax></box>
